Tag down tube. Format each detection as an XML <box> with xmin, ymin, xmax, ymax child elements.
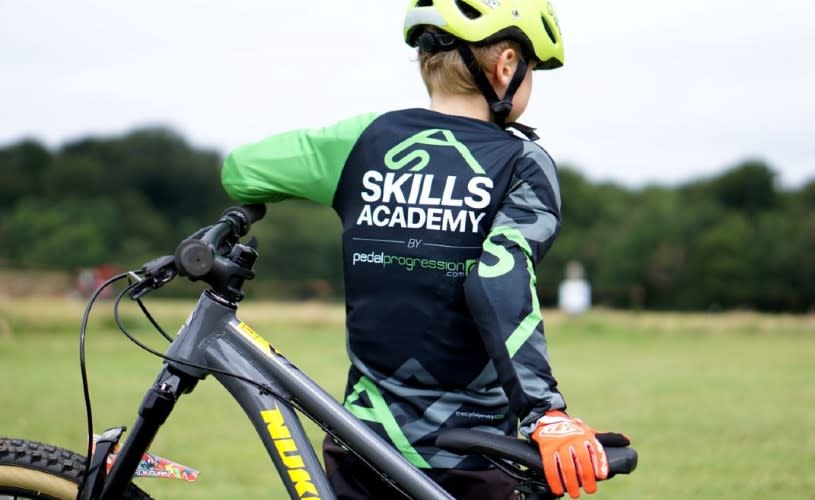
<box><xmin>195</xmin><ymin>324</ymin><xmax>335</xmax><ymax>499</ymax></box>
<box><xmin>205</xmin><ymin>320</ymin><xmax>454</xmax><ymax>500</ymax></box>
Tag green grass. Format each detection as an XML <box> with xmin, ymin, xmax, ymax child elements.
<box><xmin>1</xmin><ymin>298</ymin><xmax>813</xmax><ymax>499</ymax></box>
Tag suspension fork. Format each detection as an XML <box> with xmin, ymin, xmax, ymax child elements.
<box><xmin>99</xmin><ymin>365</ymin><xmax>199</xmax><ymax>500</ymax></box>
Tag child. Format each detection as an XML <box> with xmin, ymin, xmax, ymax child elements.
<box><xmin>221</xmin><ymin>1</ymin><xmax>625</xmax><ymax>498</ymax></box>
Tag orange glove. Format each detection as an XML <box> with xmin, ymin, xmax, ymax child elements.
<box><xmin>530</xmin><ymin>410</ymin><xmax>609</xmax><ymax>499</ymax></box>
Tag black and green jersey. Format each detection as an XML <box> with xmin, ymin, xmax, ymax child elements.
<box><xmin>221</xmin><ymin>108</ymin><xmax>565</xmax><ymax>469</ymax></box>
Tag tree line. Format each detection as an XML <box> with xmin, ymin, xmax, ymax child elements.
<box><xmin>1</xmin><ymin>127</ymin><xmax>813</xmax><ymax>311</ymax></box>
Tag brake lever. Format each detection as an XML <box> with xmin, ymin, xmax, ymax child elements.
<box><xmin>129</xmin><ymin>255</ymin><xmax>178</xmax><ymax>300</ymax></box>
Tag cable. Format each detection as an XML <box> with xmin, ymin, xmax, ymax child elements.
<box><xmin>135</xmin><ymin>297</ymin><xmax>173</xmax><ymax>342</ymax></box>
<box><xmin>111</xmin><ymin>283</ymin><xmax>284</xmax><ymax>401</ymax></box>
<box><xmin>292</xmin><ymin>403</ymin><xmax>413</xmax><ymax>499</ymax></box>
<box><xmin>78</xmin><ymin>272</ymin><xmax>130</xmax><ymax>489</ymax></box>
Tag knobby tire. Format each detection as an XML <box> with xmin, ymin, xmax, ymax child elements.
<box><xmin>0</xmin><ymin>437</ymin><xmax>150</xmax><ymax>500</ymax></box>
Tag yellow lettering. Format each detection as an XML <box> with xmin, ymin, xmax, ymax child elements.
<box><xmin>260</xmin><ymin>407</ymin><xmax>321</xmax><ymax>498</ymax></box>
<box><xmin>275</xmin><ymin>439</ymin><xmax>306</xmax><ymax>469</ymax></box>
<box><xmin>289</xmin><ymin>469</ymin><xmax>320</xmax><ymax>498</ymax></box>
<box><xmin>261</xmin><ymin>409</ymin><xmax>291</xmax><ymax>439</ymax></box>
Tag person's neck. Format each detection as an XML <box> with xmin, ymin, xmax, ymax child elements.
<box><xmin>430</xmin><ymin>92</ymin><xmax>491</xmax><ymax>122</ymax></box>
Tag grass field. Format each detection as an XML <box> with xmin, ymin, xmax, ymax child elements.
<box><xmin>0</xmin><ymin>297</ymin><xmax>813</xmax><ymax>499</ymax></box>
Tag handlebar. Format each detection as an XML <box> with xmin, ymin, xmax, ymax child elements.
<box><xmin>129</xmin><ymin>204</ymin><xmax>266</xmax><ymax>300</ymax></box>
<box><xmin>175</xmin><ymin>204</ymin><xmax>266</xmax><ymax>279</ymax></box>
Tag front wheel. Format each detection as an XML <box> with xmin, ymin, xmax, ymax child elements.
<box><xmin>0</xmin><ymin>437</ymin><xmax>151</xmax><ymax>500</ymax></box>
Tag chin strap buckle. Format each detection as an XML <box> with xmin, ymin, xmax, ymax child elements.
<box><xmin>491</xmin><ymin>100</ymin><xmax>514</xmax><ymax>118</ymax></box>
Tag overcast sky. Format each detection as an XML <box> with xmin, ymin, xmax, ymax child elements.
<box><xmin>1</xmin><ymin>0</ymin><xmax>813</xmax><ymax>188</ymax></box>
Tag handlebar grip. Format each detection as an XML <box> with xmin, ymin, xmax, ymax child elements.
<box><xmin>221</xmin><ymin>204</ymin><xmax>267</xmax><ymax>238</ymax></box>
<box><xmin>175</xmin><ymin>239</ymin><xmax>214</xmax><ymax>279</ymax></box>
<box><xmin>237</xmin><ymin>203</ymin><xmax>267</xmax><ymax>226</ymax></box>
<box><xmin>605</xmin><ymin>447</ymin><xmax>638</xmax><ymax>477</ymax></box>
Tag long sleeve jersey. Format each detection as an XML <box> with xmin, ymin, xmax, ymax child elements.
<box><xmin>221</xmin><ymin>108</ymin><xmax>566</xmax><ymax>469</ymax></box>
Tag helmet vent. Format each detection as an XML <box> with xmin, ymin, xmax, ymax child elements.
<box><xmin>416</xmin><ymin>0</ymin><xmax>433</xmax><ymax>6</ymax></box>
<box><xmin>455</xmin><ymin>0</ymin><xmax>482</xmax><ymax>19</ymax></box>
<box><xmin>541</xmin><ymin>17</ymin><xmax>557</xmax><ymax>44</ymax></box>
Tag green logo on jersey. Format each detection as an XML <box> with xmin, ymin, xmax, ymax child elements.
<box><xmin>385</xmin><ymin>129</ymin><xmax>485</xmax><ymax>174</ymax></box>
<box><xmin>345</xmin><ymin>376</ymin><xmax>431</xmax><ymax>468</ymax></box>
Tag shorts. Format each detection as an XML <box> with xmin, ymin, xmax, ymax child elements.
<box><xmin>322</xmin><ymin>435</ymin><xmax>518</xmax><ymax>500</ymax></box>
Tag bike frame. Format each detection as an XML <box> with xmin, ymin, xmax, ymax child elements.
<box><xmin>99</xmin><ymin>290</ymin><xmax>453</xmax><ymax>500</ymax></box>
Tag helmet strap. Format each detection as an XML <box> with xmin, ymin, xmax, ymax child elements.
<box><xmin>454</xmin><ymin>44</ymin><xmax>538</xmax><ymax>140</ymax></box>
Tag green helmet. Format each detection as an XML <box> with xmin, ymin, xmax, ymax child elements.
<box><xmin>404</xmin><ymin>0</ymin><xmax>565</xmax><ymax>70</ymax></box>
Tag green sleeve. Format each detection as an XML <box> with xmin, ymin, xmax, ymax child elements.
<box><xmin>221</xmin><ymin>112</ymin><xmax>380</xmax><ymax>206</ymax></box>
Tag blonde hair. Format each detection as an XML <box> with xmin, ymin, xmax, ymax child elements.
<box><xmin>419</xmin><ymin>38</ymin><xmax>523</xmax><ymax>96</ymax></box>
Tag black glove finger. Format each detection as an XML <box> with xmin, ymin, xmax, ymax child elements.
<box><xmin>595</xmin><ymin>432</ymin><xmax>630</xmax><ymax>447</ymax></box>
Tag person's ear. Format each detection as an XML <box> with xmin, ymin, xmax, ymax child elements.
<box><xmin>493</xmin><ymin>48</ymin><xmax>519</xmax><ymax>87</ymax></box>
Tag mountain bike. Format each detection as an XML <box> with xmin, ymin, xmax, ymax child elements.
<box><xmin>0</xmin><ymin>205</ymin><xmax>637</xmax><ymax>499</ymax></box>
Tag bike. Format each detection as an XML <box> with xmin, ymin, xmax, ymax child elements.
<box><xmin>0</xmin><ymin>205</ymin><xmax>637</xmax><ymax>499</ymax></box>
